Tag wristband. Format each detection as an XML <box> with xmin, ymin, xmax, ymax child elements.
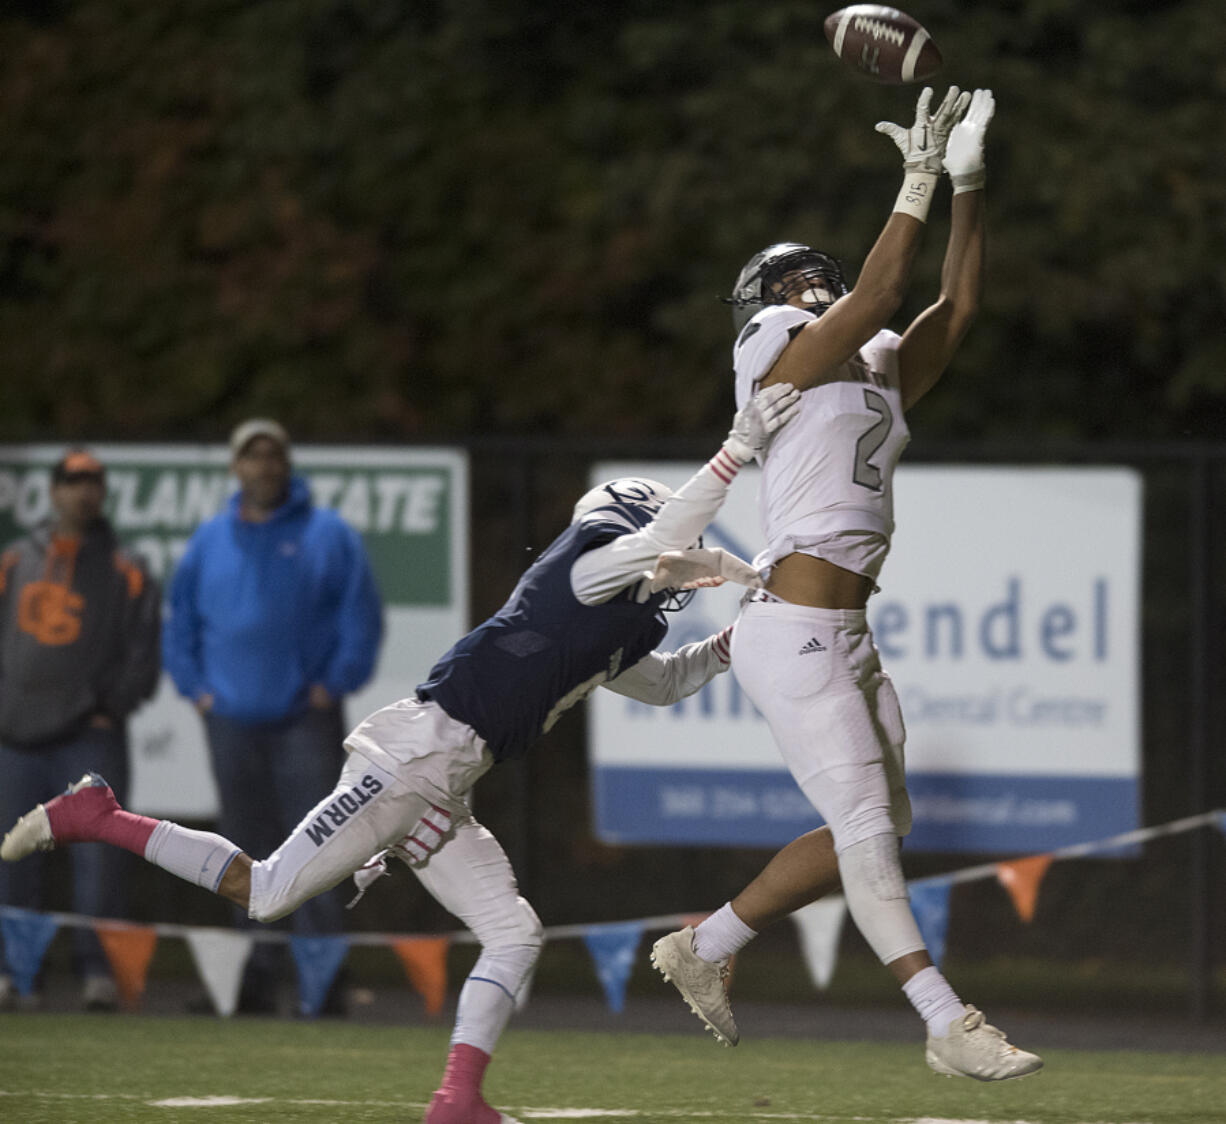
<box><xmin>950</xmin><ymin>168</ymin><xmax>985</xmax><ymax>194</ymax></box>
<box><xmin>893</xmin><ymin>171</ymin><xmax>939</xmax><ymax>222</ymax></box>
<box><xmin>710</xmin><ymin>442</ymin><xmax>746</xmax><ymax>484</ymax></box>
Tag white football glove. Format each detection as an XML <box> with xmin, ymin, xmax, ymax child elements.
<box><xmin>723</xmin><ymin>382</ymin><xmax>801</xmax><ymax>463</ymax></box>
<box><xmin>875</xmin><ymin>85</ymin><xmax>972</xmax><ymax>175</ymax></box>
<box><xmin>646</xmin><ymin>547</ymin><xmax>764</xmax><ymax>593</ymax></box>
<box><xmin>943</xmin><ymin>88</ymin><xmax>995</xmax><ymax>193</ymax></box>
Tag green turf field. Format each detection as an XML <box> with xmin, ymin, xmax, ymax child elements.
<box><xmin>2</xmin><ymin>1014</ymin><xmax>1225</xmax><ymax>1124</ymax></box>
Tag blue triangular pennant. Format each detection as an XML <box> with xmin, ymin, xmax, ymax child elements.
<box><xmin>289</xmin><ymin>935</ymin><xmax>349</xmax><ymax>1018</ymax></box>
<box><xmin>909</xmin><ymin>881</ymin><xmax>953</xmax><ymax>969</ymax></box>
<box><xmin>583</xmin><ymin>921</ymin><xmax>644</xmax><ymax>1014</ymax></box>
<box><xmin>1</xmin><ymin>908</ymin><xmax>60</xmax><ymax>997</ymax></box>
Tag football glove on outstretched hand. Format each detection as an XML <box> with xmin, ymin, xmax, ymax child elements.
<box><xmin>724</xmin><ymin>382</ymin><xmax>801</xmax><ymax>463</ymax></box>
<box><xmin>647</xmin><ymin>547</ymin><xmax>763</xmax><ymax>592</ymax></box>
<box><xmin>943</xmin><ymin>88</ymin><xmax>995</xmax><ymax>193</ymax></box>
<box><xmin>876</xmin><ymin>85</ymin><xmax>971</xmax><ymax>175</ymax></box>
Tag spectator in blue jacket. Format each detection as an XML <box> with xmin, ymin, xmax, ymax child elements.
<box><xmin>163</xmin><ymin>419</ymin><xmax>383</xmax><ymax>1013</ymax></box>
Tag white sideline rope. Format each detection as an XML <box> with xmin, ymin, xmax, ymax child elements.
<box><xmin>908</xmin><ymin>808</ymin><xmax>1226</xmax><ymax>889</ymax></box>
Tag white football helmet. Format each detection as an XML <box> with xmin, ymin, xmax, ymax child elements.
<box><xmin>572</xmin><ymin>477</ymin><xmax>674</xmax><ymax>532</ymax></box>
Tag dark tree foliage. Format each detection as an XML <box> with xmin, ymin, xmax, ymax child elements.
<box><xmin>0</xmin><ymin>0</ymin><xmax>1223</xmax><ymax>442</ymax></box>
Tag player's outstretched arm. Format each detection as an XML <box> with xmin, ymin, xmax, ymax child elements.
<box><xmin>898</xmin><ymin>88</ymin><xmax>995</xmax><ymax>411</ymax></box>
<box><xmin>570</xmin><ymin>385</ymin><xmax>800</xmax><ymax>605</ymax></box>
<box><xmin>602</xmin><ymin>624</ymin><xmax>734</xmax><ymax>706</ymax></box>
<box><xmin>763</xmin><ymin>87</ymin><xmax>968</xmax><ymax>393</ymax></box>
<box><xmin>636</xmin><ymin>382</ymin><xmax>805</xmax><ymax>595</ymax></box>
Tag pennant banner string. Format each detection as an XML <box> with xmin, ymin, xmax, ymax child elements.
<box><xmin>908</xmin><ymin>808</ymin><xmax>1226</xmax><ymax>891</ymax></box>
<box><xmin>2</xmin><ymin>808</ymin><xmax>1222</xmax><ymax>947</ymax></box>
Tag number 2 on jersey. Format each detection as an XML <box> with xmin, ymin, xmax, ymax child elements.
<box><xmin>852</xmin><ymin>388</ymin><xmax>893</xmax><ymax>491</ymax></box>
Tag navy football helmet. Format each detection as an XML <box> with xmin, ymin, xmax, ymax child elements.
<box><xmin>572</xmin><ymin>477</ymin><xmax>698</xmax><ymax>611</ymax></box>
<box><xmin>725</xmin><ymin>242</ymin><xmax>849</xmax><ymax>332</ymax></box>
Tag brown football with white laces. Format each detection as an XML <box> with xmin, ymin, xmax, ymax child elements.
<box><xmin>823</xmin><ymin>5</ymin><xmax>943</xmax><ymax>85</ymax></box>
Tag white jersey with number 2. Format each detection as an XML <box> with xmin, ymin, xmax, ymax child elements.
<box><xmin>733</xmin><ymin>304</ymin><xmax>910</xmax><ymax>583</ymax></box>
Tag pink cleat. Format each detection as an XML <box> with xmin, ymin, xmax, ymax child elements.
<box><xmin>424</xmin><ymin>1043</ymin><xmax>522</xmax><ymax>1124</ymax></box>
<box><xmin>1</xmin><ymin>773</ymin><xmax>155</xmax><ymax>861</ymax></box>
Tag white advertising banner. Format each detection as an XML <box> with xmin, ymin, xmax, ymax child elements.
<box><xmin>589</xmin><ymin>462</ymin><xmax>1141</xmax><ymax>853</ymax></box>
<box><xmin>0</xmin><ymin>444</ymin><xmax>468</xmax><ymax>818</ymax></box>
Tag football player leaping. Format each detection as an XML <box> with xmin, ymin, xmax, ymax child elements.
<box><xmin>1</xmin><ymin>384</ymin><xmax>799</xmax><ymax>1124</ymax></box>
<box><xmin>652</xmin><ymin>88</ymin><xmax>1043</xmax><ymax>1081</ymax></box>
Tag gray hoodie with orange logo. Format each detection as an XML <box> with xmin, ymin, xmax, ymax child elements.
<box><xmin>0</xmin><ymin>519</ymin><xmax>161</xmax><ymax>747</ymax></box>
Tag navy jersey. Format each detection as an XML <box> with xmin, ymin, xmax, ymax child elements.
<box><xmin>416</xmin><ymin>519</ymin><xmax>669</xmax><ymax>762</ymax></box>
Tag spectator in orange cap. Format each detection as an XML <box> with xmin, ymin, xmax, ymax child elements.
<box><xmin>0</xmin><ymin>448</ymin><xmax>161</xmax><ymax>1012</ymax></box>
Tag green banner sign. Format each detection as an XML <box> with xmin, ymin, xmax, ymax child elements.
<box><xmin>0</xmin><ymin>445</ymin><xmax>464</xmax><ymax>607</ymax></box>
<box><xmin>0</xmin><ymin>443</ymin><xmax>469</xmax><ymax>817</ymax></box>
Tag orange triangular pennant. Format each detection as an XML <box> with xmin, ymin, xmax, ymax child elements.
<box><xmin>995</xmin><ymin>854</ymin><xmax>1054</xmax><ymax>923</ymax></box>
<box><xmin>390</xmin><ymin>936</ymin><xmax>450</xmax><ymax>1014</ymax></box>
<box><xmin>95</xmin><ymin>923</ymin><xmax>158</xmax><ymax>1009</ymax></box>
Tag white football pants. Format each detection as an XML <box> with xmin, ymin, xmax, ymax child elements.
<box><xmin>732</xmin><ymin>598</ymin><xmax>926</xmax><ymax>964</ymax></box>
<box><xmin>731</xmin><ymin>599</ymin><xmax>911</xmax><ymax>850</ymax></box>
<box><xmin>248</xmin><ymin>696</ymin><xmax>543</xmax><ymax>1050</ymax></box>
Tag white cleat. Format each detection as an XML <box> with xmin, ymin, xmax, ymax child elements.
<box><xmin>1</xmin><ymin>801</ymin><xmax>53</xmax><ymax>862</ymax></box>
<box><xmin>0</xmin><ymin>772</ymin><xmax>105</xmax><ymax>862</ymax></box>
<box><xmin>651</xmin><ymin>926</ymin><xmax>739</xmax><ymax>1047</ymax></box>
<box><xmin>926</xmin><ymin>1006</ymin><xmax>1043</xmax><ymax>1081</ymax></box>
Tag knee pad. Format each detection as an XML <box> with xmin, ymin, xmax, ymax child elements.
<box><xmin>470</xmin><ymin>896</ymin><xmax>544</xmax><ymax>997</ymax></box>
<box><xmin>839</xmin><ymin>832</ymin><xmax>907</xmax><ymax>901</ymax></box>
<box><xmin>838</xmin><ymin>833</ymin><xmax>926</xmax><ymax>965</ymax></box>
<box><xmin>452</xmin><ymin>899</ymin><xmax>542</xmax><ymax>1053</ymax></box>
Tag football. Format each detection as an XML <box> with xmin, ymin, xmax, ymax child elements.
<box><xmin>823</xmin><ymin>5</ymin><xmax>942</xmax><ymax>85</ymax></box>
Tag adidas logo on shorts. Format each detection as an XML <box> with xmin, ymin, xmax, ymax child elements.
<box><xmin>798</xmin><ymin>636</ymin><xmax>826</xmax><ymax>655</ymax></box>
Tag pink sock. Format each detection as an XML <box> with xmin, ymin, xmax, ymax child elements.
<box><xmin>440</xmin><ymin>1042</ymin><xmax>490</xmax><ymax>1096</ymax></box>
<box><xmin>47</xmin><ymin>784</ymin><xmax>158</xmax><ymax>854</ymax></box>
<box><xmin>426</xmin><ymin>1043</ymin><xmax>501</xmax><ymax>1124</ymax></box>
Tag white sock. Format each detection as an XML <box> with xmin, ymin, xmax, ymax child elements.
<box><xmin>144</xmin><ymin>821</ymin><xmax>242</xmax><ymax>894</ymax></box>
<box><xmin>693</xmin><ymin>902</ymin><xmax>757</xmax><ymax>962</ymax></box>
<box><xmin>451</xmin><ymin>974</ymin><xmax>517</xmax><ymax>1055</ymax></box>
<box><xmin>902</xmin><ymin>965</ymin><xmax>966</xmax><ymax>1037</ymax></box>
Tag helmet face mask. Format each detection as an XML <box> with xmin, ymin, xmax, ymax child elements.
<box><xmin>571</xmin><ymin>477</ymin><xmax>699</xmax><ymax>612</ymax></box>
<box><xmin>727</xmin><ymin>242</ymin><xmax>849</xmax><ymax>333</ymax></box>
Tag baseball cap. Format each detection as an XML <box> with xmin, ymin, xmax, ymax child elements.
<box><xmin>52</xmin><ymin>449</ymin><xmax>106</xmax><ymax>485</ymax></box>
<box><xmin>229</xmin><ymin>418</ymin><xmax>290</xmax><ymax>457</ymax></box>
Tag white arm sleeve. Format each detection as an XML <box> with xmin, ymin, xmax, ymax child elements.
<box><xmin>571</xmin><ymin>460</ymin><xmax>735</xmax><ymax>606</ymax></box>
<box><xmin>601</xmin><ymin>626</ymin><xmax>733</xmax><ymax>706</ymax></box>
